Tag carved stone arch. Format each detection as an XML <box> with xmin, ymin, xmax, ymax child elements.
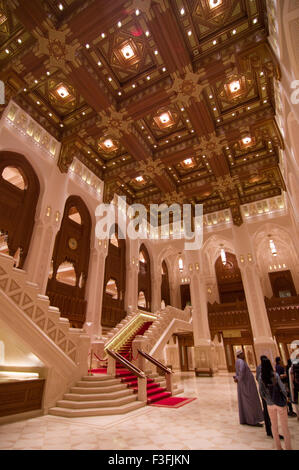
<box><xmin>215</xmin><ymin>252</ymin><xmax>245</xmax><ymax>303</ymax></box>
<box><xmin>46</xmin><ymin>195</ymin><xmax>91</xmax><ymax>328</ymax></box>
<box><xmin>0</xmin><ymin>151</ymin><xmax>40</xmax><ymax>268</ymax></box>
<box><xmin>161</xmin><ymin>259</ymin><xmax>171</xmax><ymax>307</ymax></box>
<box><xmin>101</xmin><ymin>223</ymin><xmax>126</xmax><ymax>328</ymax></box>
<box><xmin>138</xmin><ymin>243</ymin><xmax>151</xmax><ymax>311</ymax></box>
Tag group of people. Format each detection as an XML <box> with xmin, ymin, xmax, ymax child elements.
<box><xmin>234</xmin><ymin>349</ymin><xmax>299</xmax><ymax>450</ymax></box>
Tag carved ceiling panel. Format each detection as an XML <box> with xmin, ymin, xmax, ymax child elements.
<box><xmin>0</xmin><ymin>0</ymin><xmax>286</xmax><ymax>225</ymax></box>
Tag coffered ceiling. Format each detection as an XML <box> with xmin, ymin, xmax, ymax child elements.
<box><xmin>0</xmin><ymin>0</ymin><xmax>285</xmax><ymax>225</ymax></box>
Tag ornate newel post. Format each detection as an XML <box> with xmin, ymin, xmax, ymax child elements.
<box><xmin>186</xmin><ymin>250</ymin><xmax>216</xmax><ymax>376</ymax></box>
<box><xmin>232</xmin><ymin>225</ymin><xmax>278</xmax><ymax>363</ymax></box>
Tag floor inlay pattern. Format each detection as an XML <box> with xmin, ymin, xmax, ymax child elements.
<box><xmin>0</xmin><ymin>373</ymin><xmax>298</xmax><ymax>450</ymax></box>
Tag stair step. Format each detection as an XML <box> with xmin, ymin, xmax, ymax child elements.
<box><xmin>48</xmin><ymin>401</ymin><xmax>145</xmax><ymax>417</ymax></box>
<box><xmin>70</xmin><ymin>383</ymin><xmax>128</xmax><ymax>394</ymax></box>
<box><xmin>63</xmin><ymin>389</ymin><xmax>134</xmax><ymax>401</ymax></box>
<box><xmin>76</xmin><ymin>379</ymin><xmax>121</xmax><ymax>387</ymax></box>
<box><xmin>56</xmin><ymin>395</ymin><xmax>136</xmax><ymax>409</ymax></box>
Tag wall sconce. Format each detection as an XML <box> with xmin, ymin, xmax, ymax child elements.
<box><xmin>268</xmin><ymin>235</ymin><xmax>277</xmax><ymax>257</ymax></box>
<box><xmin>46</xmin><ymin>206</ymin><xmax>51</xmax><ymax>217</ymax></box>
<box><xmin>247</xmin><ymin>253</ymin><xmax>253</xmax><ymax>262</ymax></box>
<box><xmin>207</xmin><ymin>287</ymin><xmax>212</xmax><ymax>294</ymax></box>
<box><xmin>195</xmin><ymin>263</ymin><xmax>199</xmax><ymax>271</ymax></box>
<box><xmin>55</xmin><ymin>211</ymin><xmax>60</xmax><ymax>223</ymax></box>
<box><xmin>240</xmin><ymin>255</ymin><xmax>245</xmax><ymax>264</ymax></box>
<box><xmin>189</xmin><ymin>264</ymin><xmax>193</xmax><ymax>272</ymax></box>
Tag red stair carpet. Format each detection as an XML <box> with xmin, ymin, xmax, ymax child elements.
<box><xmin>90</xmin><ymin>321</ymin><xmax>173</xmax><ymax>404</ymax></box>
<box><xmin>149</xmin><ymin>397</ymin><xmax>197</xmax><ymax>408</ymax></box>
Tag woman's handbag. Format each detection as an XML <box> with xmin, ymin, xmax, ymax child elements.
<box><xmin>271</xmin><ymin>375</ymin><xmax>287</xmax><ymax>407</ymax></box>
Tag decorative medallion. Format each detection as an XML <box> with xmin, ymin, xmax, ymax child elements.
<box><xmin>68</xmin><ymin>237</ymin><xmax>78</xmax><ymax>251</ymax></box>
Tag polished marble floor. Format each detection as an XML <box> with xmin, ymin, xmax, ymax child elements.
<box><xmin>0</xmin><ymin>373</ymin><xmax>298</xmax><ymax>450</ymax></box>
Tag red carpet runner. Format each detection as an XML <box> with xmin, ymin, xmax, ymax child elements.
<box><xmin>91</xmin><ymin>321</ymin><xmax>172</xmax><ymax>404</ymax></box>
<box><xmin>149</xmin><ymin>397</ymin><xmax>197</xmax><ymax>408</ymax></box>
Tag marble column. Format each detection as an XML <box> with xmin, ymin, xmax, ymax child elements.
<box><xmin>151</xmin><ymin>270</ymin><xmax>162</xmax><ymax>313</ymax></box>
<box><xmin>24</xmin><ymin>209</ymin><xmax>60</xmax><ymax>294</ymax></box>
<box><xmin>83</xmin><ymin>240</ymin><xmax>108</xmax><ymax>340</ymax></box>
<box><xmin>186</xmin><ymin>250</ymin><xmax>216</xmax><ymax>375</ymax></box>
<box><xmin>232</xmin><ymin>225</ymin><xmax>278</xmax><ymax>363</ymax></box>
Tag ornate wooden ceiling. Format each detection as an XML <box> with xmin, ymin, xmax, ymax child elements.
<box><xmin>0</xmin><ymin>0</ymin><xmax>285</xmax><ymax>225</ymax></box>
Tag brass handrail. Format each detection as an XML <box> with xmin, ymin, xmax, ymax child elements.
<box><xmin>106</xmin><ymin>349</ymin><xmax>146</xmax><ymax>379</ymax></box>
<box><xmin>138</xmin><ymin>349</ymin><xmax>172</xmax><ymax>374</ymax></box>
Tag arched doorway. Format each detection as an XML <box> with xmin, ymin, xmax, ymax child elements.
<box><xmin>213</xmin><ymin>252</ymin><xmax>255</xmax><ymax>372</ymax></box>
<box><xmin>138</xmin><ymin>244</ymin><xmax>151</xmax><ymax>311</ymax></box>
<box><xmin>161</xmin><ymin>260</ymin><xmax>171</xmax><ymax>307</ymax></box>
<box><xmin>215</xmin><ymin>252</ymin><xmax>245</xmax><ymax>303</ymax></box>
<box><xmin>0</xmin><ymin>152</ymin><xmax>40</xmax><ymax>268</ymax></box>
<box><xmin>101</xmin><ymin>226</ymin><xmax>126</xmax><ymax>328</ymax></box>
<box><xmin>46</xmin><ymin>196</ymin><xmax>91</xmax><ymax>328</ymax></box>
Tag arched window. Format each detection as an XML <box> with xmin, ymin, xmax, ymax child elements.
<box><xmin>215</xmin><ymin>252</ymin><xmax>245</xmax><ymax>303</ymax></box>
<box><xmin>56</xmin><ymin>261</ymin><xmax>77</xmax><ymax>286</ymax></box>
<box><xmin>68</xmin><ymin>206</ymin><xmax>82</xmax><ymax>225</ymax></box>
<box><xmin>101</xmin><ymin>225</ymin><xmax>126</xmax><ymax>328</ymax></box>
<box><xmin>105</xmin><ymin>279</ymin><xmax>119</xmax><ymax>300</ymax></box>
<box><xmin>0</xmin><ymin>231</ymin><xmax>9</xmax><ymax>256</ymax></box>
<box><xmin>161</xmin><ymin>260</ymin><xmax>171</xmax><ymax>307</ymax></box>
<box><xmin>138</xmin><ymin>244</ymin><xmax>151</xmax><ymax>311</ymax></box>
<box><xmin>46</xmin><ymin>196</ymin><xmax>91</xmax><ymax>328</ymax></box>
<box><xmin>2</xmin><ymin>166</ymin><xmax>26</xmax><ymax>190</ymax></box>
<box><xmin>0</xmin><ymin>152</ymin><xmax>40</xmax><ymax>268</ymax></box>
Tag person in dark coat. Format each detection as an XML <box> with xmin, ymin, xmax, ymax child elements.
<box><xmin>276</xmin><ymin>357</ymin><xmax>296</xmax><ymax>417</ymax></box>
<box><xmin>234</xmin><ymin>350</ymin><xmax>264</xmax><ymax>426</ymax></box>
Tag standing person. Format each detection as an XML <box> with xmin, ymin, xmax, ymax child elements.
<box><xmin>277</xmin><ymin>357</ymin><xmax>297</xmax><ymax>417</ymax></box>
<box><xmin>234</xmin><ymin>350</ymin><xmax>264</xmax><ymax>427</ymax></box>
<box><xmin>289</xmin><ymin>354</ymin><xmax>299</xmax><ymax>420</ymax></box>
<box><xmin>256</xmin><ymin>356</ymin><xmax>283</xmax><ymax>439</ymax></box>
<box><xmin>258</xmin><ymin>358</ymin><xmax>293</xmax><ymax>450</ymax></box>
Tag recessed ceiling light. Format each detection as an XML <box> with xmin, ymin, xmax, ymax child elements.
<box><xmin>58</xmin><ymin>3</ymin><xmax>64</xmax><ymax>10</ymax></box>
<box><xmin>56</xmin><ymin>85</ymin><xmax>70</xmax><ymax>98</ymax></box>
<box><xmin>162</xmin><ymin>67</ymin><xmax>166</xmax><ymax>72</ymax></box>
<box><xmin>108</xmin><ymin>77</ymin><xmax>112</xmax><ymax>82</ymax></box>
<box><xmin>136</xmin><ymin>176</ymin><xmax>144</xmax><ymax>182</ymax></box>
<box><xmin>117</xmin><ymin>21</ymin><xmax>122</xmax><ymax>28</ymax></box>
<box><xmin>82</xmin><ymin>111</ymin><xmax>86</xmax><ymax>115</ymax></box>
<box><xmin>49</xmin><ymin>112</ymin><xmax>52</xmax><ymax>117</ymax></box>
<box><xmin>85</xmin><ymin>44</ymin><xmax>90</xmax><ymax>49</ymax></box>
<box><xmin>60</xmin><ymin>123</ymin><xmax>64</xmax><ymax>127</ymax></box>
<box><xmin>213</xmin><ymin>40</ymin><xmax>217</xmax><ymax>45</ymax></box>
<box><xmin>135</xmin><ymin>9</ymin><xmax>140</xmax><ymax>16</ymax></box>
<box><xmin>46</xmin><ymin>71</ymin><xmax>50</xmax><ymax>76</ymax></box>
<box><xmin>88</xmin><ymin>150</ymin><xmax>91</xmax><ymax>154</ymax></box>
<box><xmin>209</xmin><ymin>94</ymin><xmax>213</xmax><ymax>99</ymax></box>
<box><xmin>147</xmin><ymin>75</ymin><xmax>150</xmax><ymax>80</ymax></box>
<box><xmin>5</xmin><ymin>48</ymin><xmax>9</xmax><ymax>54</ymax></box>
<box><xmin>97</xmin><ymin>61</ymin><xmax>102</xmax><ymax>66</ymax></box>
<box><xmin>132</xmin><ymin>83</ymin><xmax>136</xmax><ymax>88</ymax></box>
<box><xmin>186</xmin><ymin>119</ymin><xmax>189</xmax><ymax>122</ymax></box>
<box><xmin>242</xmin><ymin>136</ymin><xmax>252</xmax><ymax>145</ymax></box>
<box><xmin>154</xmin><ymin>50</ymin><xmax>158</xmax><ymax>55</ymax></box>
<box><xmin>34</xmin><ymin>79</ymin><xmax>38</xmax><ymax>84</ymax></box>
<box><xmin>191</xmin><ymin>129</ymin><xmax>194</xmax><ymax>133</ymax></box>
<box><xmin>213</xmin><ymin>107</ymin><xmax>217</xmax><ymax>111</ymax></box>
<box><xmin>229</xmin><ymin>80</ymin><xmax>241</xmax><ymax>93</ymax></box>
<box><xmin>17</xmin><ymin>38</ymin><xmax>22</xmax><ymax>44</ymax></box>
<box><xmin>264</xmin><ymin>99</ymin><xmax>267</xmax><ymax>103</ymax></box>
<box><xmin>145</xmin><ymin>31</ymin><xmax>150</xmax><ymax>37</ymax></box>
<box><xmin>118</xmin><ymin>91</ymin><xmax>122</xmax><ymax>96</ymax></box>
<box><xmin>36</xmin><ymin>101</ymin><xmax>40</xmax><ymax>105</ymax></box>
<box><xmin>101</xmin><ymin>33</ymin><xmax>106</xmax><ymax>38</ymax></box>
<box><xmin>181</xmin><ymin>107</ymin><xmax>185</xmax><ymax>111</ymax></box>
<box><xmin>232</xmin><ymin>29</ymin><xmax>237</xmax><ymax>34</ymax></box>
<box><xmin>23</xmin><ymin>88</ymin><xmax>27</xmax><ymax>92</ymax></box>
<box><xmin>232</xmin><ymin>113</ymin><xmax>235</xmax><ymax>116</ymax></box>
<box><xmin>253</xmin><ymin>18</ymin><xmax>258</xmax><ymax>24</ymax></box>
<box><xmin>188</xmin><ymin>31</ymin><xmax>192</xmax><ymax>36</ymax></box>
<box><xmin>180</xmin><ymin>7</ymin><xmax>185</xmax><ymax>15</ymax></box>
<box><xmin>104</xmin><ymin>139</ymin><xmax>113</xmax><ymax>148</ymax></box>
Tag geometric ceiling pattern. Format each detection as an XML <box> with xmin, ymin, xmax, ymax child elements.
<box><xmin>0</xmin><ymin>0</ymin><xmax>285</xmax><ymax>226</ymax></box>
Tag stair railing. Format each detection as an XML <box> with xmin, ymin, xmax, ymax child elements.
<box><xmin>137</xmin><ymin>349</ymin><xmax>173</xmax><ymax>395</ymax></box>
<box><xmin>106</xmin><ymin>349</ymin><xmax>147</xmax><ymax>402</ymax></box>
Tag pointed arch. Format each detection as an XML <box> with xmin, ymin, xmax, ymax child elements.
<box><xmin>161</xmin><ymin>259</ymin><xmax>171</xmax><ymax>307</ymax></box>
<box><xmin>101</xmin><ymin>224</ymin><xmax>126</xmax><ymax>328</ymax></box>
<box><xmin>46</xmin><ymin>195</ymin><xmax>91</xmax><ymax>328</ymax></box>
<box><xmin>215</xmin><ymin>252</ymin><xmax>245</xmax><ymax>303</ymax></box>
<box><xmin>0</xmin><ymin>151</ymin><xmax>40</xmax><ymax>268</ymax></box>
<box><xmin>138</xmin><ymin>243</ymin><xmax>151</xmax><ymax>311</ymax></box>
